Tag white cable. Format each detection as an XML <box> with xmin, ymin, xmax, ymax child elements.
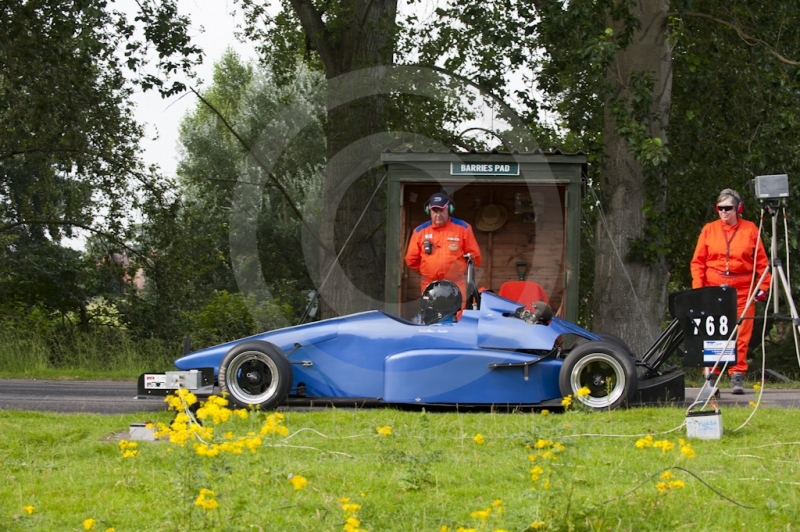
<box><xmin>733</xmin><ymin>284</ymin><xmax>772</xmax><ymax>432</ymax></box>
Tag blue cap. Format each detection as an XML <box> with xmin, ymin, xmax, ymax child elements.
<box><xmin>428</xmin><ymin>192</ymin><xmax>451</xmax><ymax>210</ymax></box>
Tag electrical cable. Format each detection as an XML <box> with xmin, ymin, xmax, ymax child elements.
<box><xmin>586</xmin><ymin>182</ymin><xmax>655</xmax><ymax>344</ymax></box>
<box><xmin>298</xmin><ymin>172</ymin><xmax>388</xmax><ymax>324</ymax></box>
<box><xmin>732</xmin><ymin>285</ymin><xmax>771</xmax><ymax>432</ymax></box>
<box><xmin>602</xmin><ymin>466</ymin><xmax>754</xmax><ymax>509</ymax></box>
<box><xmin>729</xmin><ymin>207</ymin><xmax>769</xmax><ymax>431</ymax></box>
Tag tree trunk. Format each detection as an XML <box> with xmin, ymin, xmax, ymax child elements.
<box><xmin>291</xmin><ymin>0</ymin><xmax>397</xmax><ymax>317</ymax></box>
<box><xmin>592</xmin><ymin>0</ymin><xmax>673</xmax><ymax>355</ymax></box>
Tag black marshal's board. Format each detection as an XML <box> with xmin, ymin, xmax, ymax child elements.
<box><xmin>669</xmin><ymin>286</ymin><xmax>738</xmax><ymax>367</ymax></box>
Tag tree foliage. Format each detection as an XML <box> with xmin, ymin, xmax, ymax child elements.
<box><xmin>120</xmin><ymin>51</ymin><xmax>327</xmax><ymax>344</ymax></box>
<box><xmin>0</xmin><ymin>0</ymin><xmax>202</xmax><ymax>321</ymax></box>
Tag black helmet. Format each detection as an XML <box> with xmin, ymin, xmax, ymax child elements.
<box><xmin>420</xmin><ymin>280</ymin><xmax>463</xmax><ymax>324</ymax></box>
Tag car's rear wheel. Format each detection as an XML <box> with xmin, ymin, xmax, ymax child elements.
<box><xmin>573</xmin><ymin>332</ymin><xmax>633</xmax><ymax>355</ymax></box>
<box><xmin>559</xmin><ymin>341</ymin><xmax>638</xmax><ymax>410</ymax></box>
<box><xmin>218</xmin><ymin>341</ymin><xmax>293</xmax><ymax>409</ymax></box>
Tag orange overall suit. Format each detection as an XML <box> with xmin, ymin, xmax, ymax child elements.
<box><xmin>690</xmin><ymin>218</ymin><xmax>771</xmax><ymax>374</ymax></box>
<box><xmin>405</xmin><ymin>217</ymin><xmax>482</xmax><ymax>304</ymax></box>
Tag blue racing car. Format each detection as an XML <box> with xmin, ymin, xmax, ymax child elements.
<box><xmin>138</xmin><ymin>275</ymin><xmax>687</xmax><ymax>411</ymax></box>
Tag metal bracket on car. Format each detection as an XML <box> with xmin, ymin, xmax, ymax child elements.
<box><xmin>487</xmin><ymin>348</ymin><xmax>561</xmax><ymax>381</ymax></box>
<box><xmin>285</xmin><ymin>343</ymin><xmax>312</xmax><ymax>366</ymax></box>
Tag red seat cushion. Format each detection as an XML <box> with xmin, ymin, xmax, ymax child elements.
<box><xmin>498</xmin><ymin>281</ymin><xmax>549</xmax><ymax>311</ymax></box>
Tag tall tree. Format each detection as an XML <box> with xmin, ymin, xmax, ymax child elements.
<box><xmin>238</xmin><ymin>0</ymin><xmax>398</xmax><ymax>317</ymax></box>
<box><xmin>592</xmin><ymin>0</ymin><xmax>672</xmax><ymax>352</ymax></box>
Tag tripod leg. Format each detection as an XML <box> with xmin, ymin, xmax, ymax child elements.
<box><xmin>774</xmin><ymin>265</ymin><xmax>800</xmax><ymax>334</ymax></box>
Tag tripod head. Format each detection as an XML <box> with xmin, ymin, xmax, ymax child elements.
<box><xmin>757</xmin><ymin>197</ymin><xmax>786</xmax><ymax>217</ymax></box>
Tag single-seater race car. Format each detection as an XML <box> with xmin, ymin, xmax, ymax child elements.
<box><xmin>138</xmin><ymin>270</ymin><xmax>687</xmax><ymax>411</ymax></box>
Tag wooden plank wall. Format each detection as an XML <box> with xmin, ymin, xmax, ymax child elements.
<box><xmin>400</xmin><ymin>183</ymin><xmax>567</xmax><ymax>319</ymax></box>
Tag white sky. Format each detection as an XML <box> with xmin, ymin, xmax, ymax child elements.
<box><xmin>126</xmin><ymin>0</ymin><xmax>256</xmax><ymax>176</ymax></box>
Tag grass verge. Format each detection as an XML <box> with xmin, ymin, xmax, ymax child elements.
<box><xmin>0</xmin><ymin>327</ymin><xmax>177</xmax><ymax>380</ymax></box>
<box><xmin>2</xmin><ymin>401</ymin><xmax>799</xmax><ymax>531</ymax></box>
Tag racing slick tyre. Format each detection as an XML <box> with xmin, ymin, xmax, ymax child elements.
<box><xmin>574</xmin><ymin>332</ymin><xmax>633</xmax><ymax>356</ymax></box>
<box><xmin>219</xmin><ymin>341</ymin><xmax>293</xmax><ymax>409</ymax></box>
<box><xmin>559</xmin><ymin>341</ymin><xmax>638</xmax><ymax>410</ymax></box>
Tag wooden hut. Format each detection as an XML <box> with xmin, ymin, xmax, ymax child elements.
<box><xmin>382</xmin><ymin>149</ymin><xmax>587</xmax><ymax>323</ymax></box>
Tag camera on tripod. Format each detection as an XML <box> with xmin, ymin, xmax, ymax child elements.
<box><xmin>751</xmin><ymin>174</ymin><xmax>789</xmax><ymax>203</ymax></box>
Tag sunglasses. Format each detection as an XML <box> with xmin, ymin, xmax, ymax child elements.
<box><xmin>716</xmin><ymin>205</ymin><xmax>735</xmax><ymax>212</ymax></box>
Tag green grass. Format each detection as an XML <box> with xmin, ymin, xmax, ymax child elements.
<box><xmin>0</xmin><ymin>327</ymin><xmax>177</xmax><ymax>380</ymax></box>
<box><xmin>2</xmin><ymin>405</ymin><xmax>799</xmax><ymax>531</ymax></box>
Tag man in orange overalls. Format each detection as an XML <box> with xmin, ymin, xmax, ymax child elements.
<box><xmin>405</xmin><ymin>192</ymin><xmax>482</xmax><ymax>306</ymax></box>
<box><xmin>690</xmin><ymin>188</ymin><xmax>770</xmax><ymax>394</ymax></box>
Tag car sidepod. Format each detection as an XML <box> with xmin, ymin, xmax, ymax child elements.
<box><xmin>383</xmin><ymin>347</ymin><xmax>562</xmax><ymax>404</ymax></box>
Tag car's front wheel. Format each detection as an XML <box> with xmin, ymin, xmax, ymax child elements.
<box><xmin>218</xmin><ymin>341</ymin><xmax>293</xmax><ymax>409</ymax></box>
<box><xmin>558</xmin><ymin>341</ymin><xmax>638</xmax><ymax>410</ymax></box>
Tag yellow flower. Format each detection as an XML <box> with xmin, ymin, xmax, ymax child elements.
<box><xmin>680</xmin><ymin>444</ymin><xmax>696</xmax><ymax>459</ymax></box>
<box><xmin>235</xmin><ymin>408</ymin><xmax>249</xmax><ymax>419</ymax></box>
<box><xmin>660</xmin><ymin>470</ymin><xmax>673</xmax><ymax>480</ymax></box>
<box><xmin>493</xmin><ymin>529</ymin><xmax>509</xmax><ymax>532</ymax></box>
<box><xmin>561</xmin><ymin>395</ymin><xmax>573</xmax><ymax>408</ymax></box>
<box><xmin>530</xmin><ymin>465</ymin><xmax>544</xmax><ymax>481</ymax></box>
<box><xmin>543</xmin><ymin>477</ymin><xmax>551</xmax><ymax>490</ymax></box>
<box><xmin>635</xmin><ymin>435</ymin><xmax>654</xmax><ymax>449</ymax></box>
<box><xmin>753</xmin><ymin>383</ymin><xmax>761</xmax><ymax>391</ymax></box>
<box><xmin>346</xmin><ymin>516</ymin><xmax>361</xmax><ymax>527</ymax></box>
<box><xmin>195</xmin><ymin>488</ymin><xmax>219</xmax><ymax>511</ymax></box>
<box><xmin>470</xmin><ymin>508</ymin><xmax>491</xmax><ymax>520</ymax></box>
<box><xmin>122</xmin><ymin>449</ymin><xmax>138</xmax><ymax>458</ymax></box>
<box><xmin>669</xmin><ymin>479</ymin><xmax>685</xmax><ymax>489</ymax></box>
<box><xmin>576</xmin><ymin>386</ymin><xmax>591</xmax><ymax>397</ymax></box>
<box><xmin>552</xmin><ymin>442</ymin><xmax>565</xmax><ymax>452</ymax></box>
<box><xmin>439</xmin><ymin>526</ymin><xmax>451</xmax><ymax>532</ymax></box>
<box><xmin>530</xmin><ymin>521</ymin><xmax>546</xmax><ymax>530</ymax></box>
<box><xmin>749</xmin><ymin>401</ymin><xmax>757</xmax><ymax>408</ymax></box>
<box><xmin>492</xmin><ymin>499</ymin><xmax>503</xmax><ymax>508</ymax></box>
<box><xmin>23</xmin><ymin>505</ymin><xmax>34</xmax><ymax>514</ymax></box>
<box><xmin>473</xmin><ymin>433</ymin><xmax>485</xmax><ymax>445</ymax></box>
<box><xmin>83</xmin><ymin>518</ymin><xmax>97</xmax><ymax>530</ymax></box>
<box><xmin>456</xmin><ymin>528</ymin><xmax>477</xmax><ymax>532</ymax></box>
<box><xmin>534</xmin><ymin>439</ymin><xmax>551</xmax><ymax>449</ymax></box>
<box><xmin>656</xmin><ymin>481</ymin><xmax>668</xmax><ymax>492</ymax></box>
<box><xmin>339</xmin><ymin>497</ymin><xmax>351</xmax><ymax>504</ymax></box>
<box><xmin>288</xmin><ymin>474</ymin><xmax>308</xmax><ymax>490</ymax></box>
<box><xmin>527</xmin><ymin>454</ymin><xmax>538</xmax><ymax>462</ymax></box>
<box><xmin>260</xmin><ymin>413</ymin><xmax>289</xmax><ymax>436</ymax></box>
<box><xmin>377</xmin><ymin>425</ymin><xmax>392</xmax><ymax>436</ymax></box>
<box><xmin>341</xmin><ymin>503</ymin><xmax>362</xmax><ymax>513</ymax></box>
<box><xmin>540</xmin><ymin>409</ymin><xmax>550</xmax><ymax>416</ymax></box>
<box><xmin>105</xmin><ymin>528</ymin><xmax>115</xmax><ymax>532</ymax></box>
<box><xmin>653</xmin><ymin>439</ymin><xmax>674</xmax><ymax>453</ymax></box>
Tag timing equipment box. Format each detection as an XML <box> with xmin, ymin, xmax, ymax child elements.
<box><xmin>753</xmin><ymin>174</ymin><xmax>789</xmax><ymax>200</ymax></box>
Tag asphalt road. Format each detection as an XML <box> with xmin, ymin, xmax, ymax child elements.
<box><xmin>0</xmin><ymin>379</ymin><xmax>799</xmax><ymax>414</ymax></box>
<box><xmin>0</xmin><ymin>379</ymin><xmax>167</xmax><ymax>414</ymax></box>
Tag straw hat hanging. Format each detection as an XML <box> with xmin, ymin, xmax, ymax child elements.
<box><xmin>475</xmin><ymin>204</ymin><xmax>508</xmax><ymax>232</ymax></box>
